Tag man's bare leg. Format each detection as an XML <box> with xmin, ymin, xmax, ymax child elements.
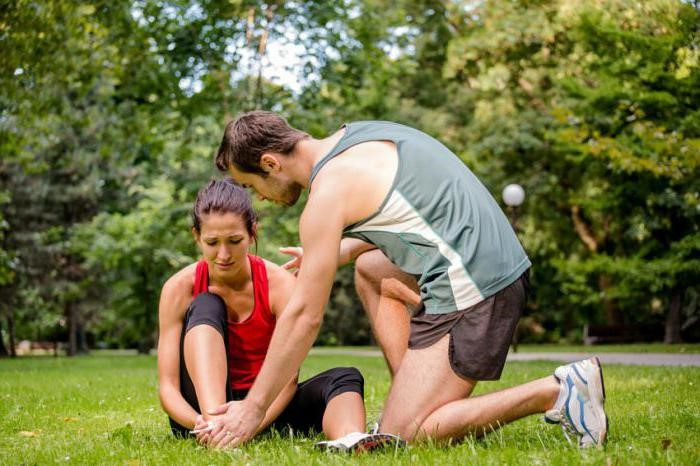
<box><xmin>183</xmin><ymin>326</ymin><xmax>228</xmax><ymax>419</ymax></box>
<box><xmin>417</xmin><ymin>376</ymin><xmax>559</xmax><ymax>441</ymax></box>
<box><xmin>380</xmin><ymin>334</ymin><xmax>559</xmax><ymax>442</ymax></box>
<box><xmin>354</xmin><ymin>249</ymin><xmax>420</xmax><ymax>377</ymax></box>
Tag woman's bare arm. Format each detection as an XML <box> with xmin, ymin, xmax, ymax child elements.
<box><xmin>279</xmin><ymin>237</ymin><xmax>376</xmax><ymax>274</ymax></box>
<box><xmin>157</xmin><ymin>269</ymin><xmax>199</xmax><ymax>429</ymax></box>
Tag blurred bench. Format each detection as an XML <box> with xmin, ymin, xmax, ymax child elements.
<box><xmin>15</xmin><ymin>340</ymin><xmax>60</xmax><ymax>356</ymax></box>
<box><xmin>583</xmin><ymin>324</ymin><xmax>664</xmax><ymax>345</ymax></box>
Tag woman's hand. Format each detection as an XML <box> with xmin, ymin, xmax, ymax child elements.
<box><xmin>192</xmin><ymin>414</ymin><xmax>212</xmax><ymax>445</ymax></box>
<box><xmin>279</xmin><ymin>247</ymin><xmax>303</xmax><ymax>275</ymax></box>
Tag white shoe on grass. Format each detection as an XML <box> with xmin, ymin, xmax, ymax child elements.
<box><xmin>545</xmin><ymin>356</ymin><xmax>608</xmax><ymax>448</ymax></box>
<box><xmin>315</xmin><ymin>431</ymin><xmax>406</xmax><ymax>453</ymax></box>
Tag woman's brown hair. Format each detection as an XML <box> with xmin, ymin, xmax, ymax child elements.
<box><xmin>192</xmin><ymin>179</ymin><xmax>257</xmax><ymax>243</ymax></box>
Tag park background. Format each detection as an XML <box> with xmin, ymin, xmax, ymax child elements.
<box><xmin>1</xmin><ymin>1</ymin><xmax>700</xmax><ymax>465</ymax></box>
<box><xmin>1</xmin><ymin>0</ymin><xmax>699</xmax><ymax>356</ymax></box>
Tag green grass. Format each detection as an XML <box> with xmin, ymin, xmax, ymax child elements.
<box><xmin>327</xmin><ymin>343</ymin><xmax>700</xmax><ymax>354</ymax></box>
<box><xmin>1</xmin><ymin>353</ymin><xmax>698</xmax><ymax>465</ymax></box>
<box><xmin>513</xmin><ymin>343</ymin><xmax>700</xmax><ymax>354</ymax></box>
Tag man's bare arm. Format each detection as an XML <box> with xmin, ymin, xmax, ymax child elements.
<box><xmin>248</xmin><ymin>191</ymin><xmax>342</xmax><ymax>407</ymax></box>
<box><xmin>208</xmin><ymin>189</ymin><xmax>344</xmax><ymax>448</ymax></box>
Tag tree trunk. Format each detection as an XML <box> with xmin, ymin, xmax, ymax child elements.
<box><xmin>67</xmin><ymin>301</ymin><xmax>77</xmax><ymax>356</ymax></box>
<box><xmin>511</xmin><ymin>324</ymin><xmax>519</xmax><ymax>353</ymax></box>
<box><xmin>599</xmin><ymin>274</ymin><xmax>623</xmax><ymax>325</ymax></box>
<box><xmin>77</xmin><ymin>322</ymin><xmax>89</xmax><ymax>355</ymax></box>
<box><xmin>7</xmin><ymin>313</ymin><xmax>16</xmax><ymax>357</ymax></box>
<box><xmin>137</xmin><ymin>337</ymin><xmax>152</xmax><ymax>354</ymax></box>
<box><xmin>664</xmin><ymin>291</ymin><xmax>683</xmax><ymax>344</ymax></box>
<box><xmin>0</xmin><ymin>319</ymin><xmax>7</xmax><ymax>357</ymax></box>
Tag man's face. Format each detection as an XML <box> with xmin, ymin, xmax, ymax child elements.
<box><xmin>229</xmin><ymin>164</ymin><xmax>302</xmax><ymax>207</ymax></box>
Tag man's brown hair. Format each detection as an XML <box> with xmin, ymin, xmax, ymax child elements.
<box><xmin>215</xmin><ymin>110</ymin><xmax>309</xmax><ymax>175</ymax></box>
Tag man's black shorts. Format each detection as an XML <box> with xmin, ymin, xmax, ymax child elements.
<box><xmin>408</xmin><ymin>270</ymin><xmax>529</xmax><ymax>381</ymax></box>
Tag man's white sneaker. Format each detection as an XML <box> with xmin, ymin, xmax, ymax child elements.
<box><xmin>315</xmin><ymin>431</ymin><xmax>406</xmax><ymax>453</ymax></box>
<box><xmin>545</xmin><ymin>357</ymin><xmax>608</xmax><ymax>448</ymax></box>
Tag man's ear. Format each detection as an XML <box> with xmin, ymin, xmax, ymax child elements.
<box><xmin>259</xmin><ymin>153</ymin><xmax>281</xmax><ymax>174</ymax></box>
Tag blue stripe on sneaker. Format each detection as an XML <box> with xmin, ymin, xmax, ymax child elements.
<box><xmin>563</xmin><ymin>376</ymin><xmax>575</xmax><ymax>425</ymax></box>
<box><xmin>577</xmin><ymin>393</ymin><xmax>595</xmax><ymax>442</ymax></box>
<box><xmin>572</xmin><ymin>364</ymin><xmax>588</xmax><ymax>385</ymax></box>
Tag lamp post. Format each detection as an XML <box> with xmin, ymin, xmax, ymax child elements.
<box><xmin>502</xmin><ymin>183</ymin><xmax>525</xmax><ymax>352</ymax></box>
<box><xmin>502</xmin><ymin>183</ymin><xmax>525</xmax><ymax>232</ymax></box>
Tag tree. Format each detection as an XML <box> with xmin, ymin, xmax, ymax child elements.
<box><xmin>0</xmin><ymin>1</ymin><xmax>187</xmax><ymax>354</ymax></box>
<box><xmin>443</xmin><ymin>0</ymin><xmax>700</xmax><ymax>340</ymax></box>
<box><xmin>3</xmin><ymin>0</ymin><xmax>696</xmax><ymax>351</ymax></box>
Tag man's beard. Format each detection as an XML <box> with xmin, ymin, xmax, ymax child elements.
<box><xmin>280</xmin><ymin>182</ymin><xmax>302</xmax><ymax>206</ymax></box>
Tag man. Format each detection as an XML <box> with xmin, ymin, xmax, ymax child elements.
<box><xmin>205</xmin><ymin>111</ymin><xmax>608</xmax><ymax>449</ymax></box>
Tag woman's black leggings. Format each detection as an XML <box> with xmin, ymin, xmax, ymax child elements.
<box><xmin>169</xmin><ymin>292</ymin><xmax>364</xmax><ymax>437</ymax></box>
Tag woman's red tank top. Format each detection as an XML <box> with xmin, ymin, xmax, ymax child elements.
<box><xmin>192</xmin><ymin>255</ymin><xmax>275</xmax><ymax>390</ymax></box>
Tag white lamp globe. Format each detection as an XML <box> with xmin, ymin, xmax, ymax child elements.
<box><xmin>502</xmin><ymin>184</ymin><xmax>525</xmax><ymax>207</ymax></box>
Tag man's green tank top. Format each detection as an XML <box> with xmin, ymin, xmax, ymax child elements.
<box><xmin>309</xmin><ymin>121</ymin><xmax>531</xmax><ymax>314</ymax></box>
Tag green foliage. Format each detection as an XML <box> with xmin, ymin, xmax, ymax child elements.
<box><xmin>439</xmin><ymin>0</ymin><xmax>700</xmax><ymax>337</ymax></box>
<box><xmin>74</xmin><ymin>178</ymin><xmax>197</xmax><ymax>350</ymax></box>
<box><xmin>0</xmin><ymin>190</ymin><xmax>14</xmax><ymax>287</ymax></box>
<box><xmin>1</xmin><ymin>0</ymin><xmax>698</xmax><ymax>350</ymax></box>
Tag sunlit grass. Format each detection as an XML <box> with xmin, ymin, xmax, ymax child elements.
<box><xmin>322</xmin><ymin>343</ymin><xmax>700</xmax><ymax>354</ymax></box>
<box><xmin>512</xmin><ymin>343</ymin><xmax>700</xmax><ymax>354</ymax></box>
<box><xmin>0</xmin><ymin>353</ymin><xmax>698</xmax><ymax>465</ymax></box>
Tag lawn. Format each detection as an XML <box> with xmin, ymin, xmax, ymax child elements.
<box><xmin>0</xmin><ymin>352</ymin><xmax>698</xmax><ymax>465</ymax></box>
<box><xmin>512</xmin><ymin>343</ymin><xmax>700</xmax><ymax>354</ymax></box>
<box><xmin>323</xmin><ymin>343</ymin><xmax>700</xmax><ymax>354</ymax></box>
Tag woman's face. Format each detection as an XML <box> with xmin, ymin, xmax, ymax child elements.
<box><xmin>194</xmin><ymin>211</ymin><xmax>254</xmax><ymax>277</ymax></box>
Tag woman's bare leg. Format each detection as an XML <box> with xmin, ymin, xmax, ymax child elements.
<box><xmin>321</xmin><ymin>392</ymin><xmax>367</xmax><ymax>439</ymax></box>
<box><xmin>183</xmin><ymin>325</ymin><xmax>228</xmax><ymax>420</ymax></box>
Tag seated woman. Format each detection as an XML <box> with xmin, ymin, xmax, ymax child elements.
<box><xmin>157</xmin><ymin>179</ymin><xmax>366</xmax><ymax>447</ymax></box>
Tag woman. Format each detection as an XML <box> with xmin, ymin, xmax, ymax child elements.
<box><xmin>157</xmin><ymin>179</ymin><xmax>367</xmax><ymax>447</ymax></box>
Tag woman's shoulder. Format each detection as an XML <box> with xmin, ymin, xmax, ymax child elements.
<box><xmin>260</xmin><ymin>258</ymin><xmax>293</xmax><ymax>283</ymax></box>
<box><xmin>161</xmin><ymin>262</ymin><xmax>199</xmax><ymax>299</ymax></box>
<box><xmin>257</xmin><ymin>258</ymin><xmax>295</xmax><ymax>310</ymax></box>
